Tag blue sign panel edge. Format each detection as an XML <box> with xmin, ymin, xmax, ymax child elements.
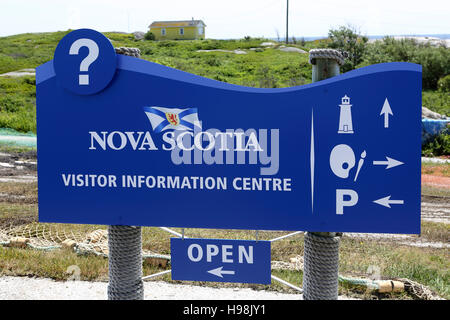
<box><xmin>37</xmin><ymin>55</ymin><xmax>421</xmax><ymax>92</ymax></box>
<box><xmin>36</xmin><ymin>49</ymin><xmax>422</xmax><ymax>234</ymax></box>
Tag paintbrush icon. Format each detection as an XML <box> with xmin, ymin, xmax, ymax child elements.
<box><xmin>354</xmin><ymin>150</ymin><xmax>366</xmax><ymax>182</ymax></box>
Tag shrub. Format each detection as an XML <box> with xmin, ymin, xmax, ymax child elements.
<box><xmin>144</xmin><ymin>31</ymin><xmax>155</xmax><ymax>41</ymax></box>
<box><xmin>255</xmin><ymin>66</ymin><xmax>278</xmax><ymax>88</ymax></box>
<box><xmin>437</xmin><ymin>74</ymin><xmax>450</xmax><ymax>92</ymax></box>
<box><xmin>422</xmin><ymin>128</ymin><xmax>450</xmax><ymax>157</ymax></box>
<box><xmin>0</xmin><ymin>77</ymin><xmax>36</xmax><ymax>133</ymax></box>
<box><xmin>0</xmin><ymin>95</ymin><xmax>23</xmax><ymax>112</ymax></box>
<box><xmin>143</xmin><ymin>48</ymin><xmax>153</xmax><ymax>55</ymax></box>
<box><xmin>204</xmin><ymin>56</ymin><xmax>222</xmax><ymax>67</ymax></box>
<box><xmin>196</xmin><ymin>40</ymin><xmax>220</xmax><ymax>50</ymax></box>
<box><xmin>327</xmin><ymin>25</ymin><xmax>368</xmax><ymax>72</ymax></box>
<box><xmin>361</xmin><ymin>37</ymin><xmax>450</xmax><ymax>90</ymax></box>
<box><xmin>422</xmin><ymin>90</ymin><xmax>450</xmax><ymax>117</ymax></box>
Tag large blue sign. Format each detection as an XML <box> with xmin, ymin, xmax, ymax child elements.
<box><xmin>36</xmin><ymin>29</ymin><xmax>422</xmax><ymax>234</ymax></box>
<box><xmin>171</xmin><ymin>238</ymin><xmax>271</xmax><ymax>284</ymax></box>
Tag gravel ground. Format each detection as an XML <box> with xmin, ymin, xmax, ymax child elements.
<box><xmin>422</xmin><ymin>157</ymin><xmax>450</xmax><ymax>164</ymax></box>
<box><xmin>0</xmin><ymin>276</ymin><xmax>310</xmax><ymax>300</ymax></box>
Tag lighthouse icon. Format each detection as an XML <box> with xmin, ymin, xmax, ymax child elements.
<box><xmin>338</xmin><ymin>95</ymin><xmax>354</xmax><ymax>134</ymax></box>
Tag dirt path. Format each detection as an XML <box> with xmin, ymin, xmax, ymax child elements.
<box><xmin>0</xmin><ymin>276</ymin><xmax>310</xmax><ymax>300</ymax></box>
<box><xmin>0</xmin><ymin>151</ymin><xmax>37</xmax><ymax>184</ymax></box>
<box><xmin>421</xmin><ymin>199</ymin><xmax>450</xmax><ymax>224</ymax></box>
<box><xmin>422</xmin><ymin>174</ymin><xmax>450</xmax><ymax>189</ymax></box>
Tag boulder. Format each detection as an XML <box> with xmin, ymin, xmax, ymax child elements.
<box><xmin>278</xmin><ymin>47</ymin><xmax>307</xmax><ymax>53</ymax></box>
<box><xmin>260</xmin><ymin>42</ymin><xmax>276</xmax><ymax>47</ymax></box>
<box><xmin>422</xmin><ymin>106</ymin><xmax>446</xmax><ymax>119</ymax></box>
<box><xmin>196</xmin><ymin>49</ymin><xmax>247</xmax><ymax>55</ymax></box>
<box><xmin>133</xmin><ymin>31</ymin><xmax>145</xmax><ymax>41</ymax></box>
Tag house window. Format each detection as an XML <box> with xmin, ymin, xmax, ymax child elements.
<box><xmin>179</xmin><ymin>28</ymin><xmax>184</xmax><ymax>35</ymax></box>
<box><xmin>161</xmin><ymin>28</ymin><xmax>166</xmax><ymax>36</ymax></box>
<box><xmin>198</xmin><ymin>27</ymin><xmax>203</xmax><ymax>35</ymax></box>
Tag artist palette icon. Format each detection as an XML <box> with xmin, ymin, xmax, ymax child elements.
<box><xmin>330</xmin><ymin>144</ymin><xmax>366</xmax><ymax>181</ymax></box>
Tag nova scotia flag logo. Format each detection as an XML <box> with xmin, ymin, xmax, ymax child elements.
<box><xmin>143</xmin><ymin>106</ymin><xmax>201</xmax><ymax>133</ymax></box>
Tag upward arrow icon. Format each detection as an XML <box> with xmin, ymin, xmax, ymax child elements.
<box><xmin>380</xmin><ymin>98</ymin><xmax>393</xmax><ymax>128</ymax></box>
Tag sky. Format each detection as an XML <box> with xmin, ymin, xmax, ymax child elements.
<box><xmin>0</xmin><ymin>0</ymin><xmax>449</xmax><ymax>38</ymax></box>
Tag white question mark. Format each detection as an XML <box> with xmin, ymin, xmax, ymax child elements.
<box><xmin>69</xmin><ymin>38</ymin><xmax>99</xmax><ymax>86</ymax></box>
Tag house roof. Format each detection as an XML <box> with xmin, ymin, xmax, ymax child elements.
<box><xmin>149</xmin><ymin>20</ymin><xmax>206</xmax><ymax>28</ymax></box>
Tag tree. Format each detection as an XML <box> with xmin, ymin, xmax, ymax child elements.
<box><xmin>144</xmin><ymin>31</ymin><xmax>155</xmax><ymax>41</ymax></box>
<box><xmin>327</xmin><ymin>25</ymin><xmax>368</xmax><ymax>72</ymax></box>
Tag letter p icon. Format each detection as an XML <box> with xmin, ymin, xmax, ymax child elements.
<box><xmin>336</xmin><ymin>189</ymin><xmax>358</xmax><ymax>215</ymax></box>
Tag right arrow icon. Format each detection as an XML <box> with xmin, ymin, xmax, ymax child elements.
<box><xmin>380</xmin><ymin>98</ymin><xmax>393</xmax><ymax>128</ymax></box>
<box><xmin>373</xmin><ymin>156</ymin><xmax>404</xmax><ymax>169</ymax></box>
<box><xmin>373</xmin><ymin>196</ymin><xmax>404</xmax><ymax>208</ymax></box>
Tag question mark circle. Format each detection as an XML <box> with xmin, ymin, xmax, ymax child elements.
<box><xmin>53</xmin><ymin>29</ymin><xmax>117</xmax><ymax>95</ymax></box>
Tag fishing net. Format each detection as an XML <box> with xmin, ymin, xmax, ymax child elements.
<box><xmin>0</xmin><ymin>222</ymin><xmax>169</xmax><ymax>260</ymax></box>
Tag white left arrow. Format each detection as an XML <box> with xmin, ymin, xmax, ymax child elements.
<box><xmin>380</xmin><ymin>98</ymin><xmax>393</xmax><ymax>128</ymax></box>
<box><xmin>373</xmin><ymin>156</ymin><xmax>404</xmax><ymax>169</ymax></box>
<box><xmin>373</xmin><ymin>196</ymin><xmax>404</xmax><ymax>208</ymax></box>
<box><xmin>208</xmin><ymin>266</ymin><xmax>235</xmax><ymax>278</ymax></box>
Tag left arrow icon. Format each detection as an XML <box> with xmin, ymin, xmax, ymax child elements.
<box><xmin>373</xmin><ymin>196</ymin><xmax>404</xmax><ymax>208</ymax></box>
<box><xmin>208</xmin><ymin>266</ymin><xmax>235</xmax><ymax>278</ymax></box>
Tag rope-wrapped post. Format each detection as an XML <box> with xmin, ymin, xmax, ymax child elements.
<box><xmin>107</xmin><ymin>47</ymin><xmax>143</xmax><ymax>301</ymax></box>
<box><xmin>303</xmin><ymin>232</ymin><xmax>340</xmax><ymax>300</ymax></box>
<box><xmin>309</xmin><ymin>49</ymin><xmax>344</xmax><ymax>81</ymax></box>
<box><xmin>303</xmin><ymin>49</ymin><xmax>344</xmax><ymax>300</ymax></box>
<box><xmin>108</xmin><ymin>225</ymin><xmax>144</xmax><ymax>300</ymax></box>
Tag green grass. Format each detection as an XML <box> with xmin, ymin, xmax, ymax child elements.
<box><xmin>0</xmin><ymin>32</ymin><xmax>313</xmax><ymax>89</ymax></box>
<box><xmin>105</xmin><ymin>35</ymin><xmax>312</xmax><ymax>88</ymax></box>
<box><xmin>0</xmin><ymin>31</ymin><xmax>69</xmax><ymax>74</ymax></box>
<box><xmin>0</xmin><ymin>143</ymin><xmax>36</xmax><ymax>154</ymax></box>
<box><xmin>0</xmin><ymin>32</ymin><xmax>312</xmax><ymax>134</ymax></box>
<box><xmin>1</xmin><ymin>226</ymin><xmax>448</xmax><ymax>299</ymax></box>
<box><xmin>0</xmin><ymin>198</ymin><xmax>448</xmax><ymax>299</ymax></box>
<box><xmin>0</xmin><ymin>246</ymin><xmax>109</xmax><ymax>281</ymax></box>
<box><xmin>0</xmin><ymin>203</ymin><xmax>37</xmax><ymax>224</ymax></box>
<box><xmin>0</xmin><ymin>76</ymin><xmax>36</xmax><ymax>132</ymax></box>
<box><xmin>0</xmin><ymin>31</ymin><xmax>448</xmax><ymax>134</ymax></box>
<box><xmin>421</xmin><ymin>185</ymin><xmax>450</xmax><ymax>197</ymax></box>
<box><xmin>421</xmin><ymin>221</ymin><xmax>450</xmax><ymax>243</ymax></box>
<box><xmin>339</xmin><ymin>238</ymin><xmax>449</xmax><ymax>299</ymax></box>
